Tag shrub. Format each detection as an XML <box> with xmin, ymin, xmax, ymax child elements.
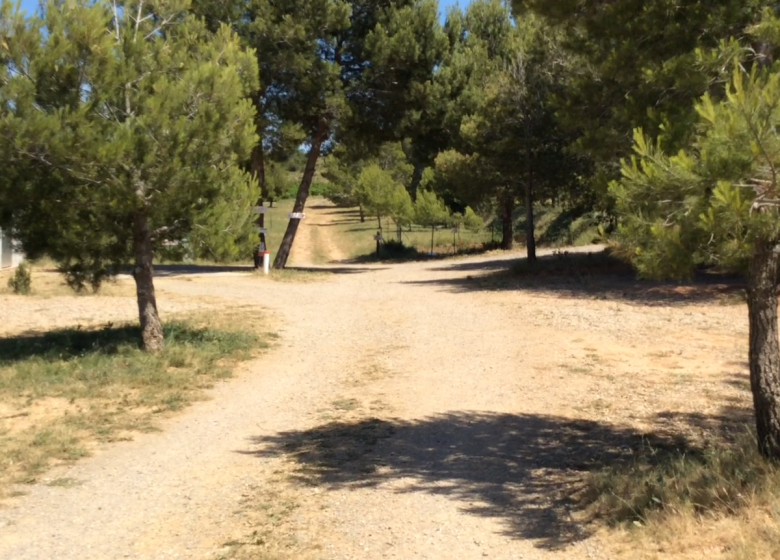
<box><xmin>7</xmin><ymin>262</ymin><xmax>32</xmax><ymax>295</ymax></box>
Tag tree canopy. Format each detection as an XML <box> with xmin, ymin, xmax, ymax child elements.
<box><xmin>0</xmin><ymin>0</ymin><xmax>258</xmax><ymax>350</ymax></box>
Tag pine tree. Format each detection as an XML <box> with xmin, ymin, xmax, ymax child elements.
<box><xmin>219</xmin><ymin>0</ymin><xmax>446</xmax><ymax>269</ymax></box>
<box><xmin>323</xmin><ymin>154</ymin><xmax>364</xmax><ymax>215</ymax></box>
<box><xmin>0</xmin><ymin>0</ymin><xmax>258</xmax><ymax>351</ymax></box>
<box><xmin>514</xmin><ymin>0</ymin><xmax>772</xmax><ymax>190</ymax></box>
<box><xmin>355</xmin><ymin>165</ymin><xmax>413</xmax><ymax>234</ymax></box>
<box><xmin>415</xmin><ymin>189</ymin><xmax>450</xmax><ymax>254</ymax></box>
<box><xmin>612</xmin><ymin>62</ymin><xmax>780</xmax><ymax>458</ymax></box>
<box><xmin>430</xmin><ymin>7</ymin><xmax>586</xmax><ymax>258</ymax></box>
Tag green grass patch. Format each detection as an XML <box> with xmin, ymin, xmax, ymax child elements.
<box><xmin>0</xmin><ymin>322</ymin><xmax>257</xmax><ymax>398</ymax></box>
<box><xmin>328</xmin><ymin>219</ymin><xmax>494</xmax><ymax>262</ymax></box>
<box><xmin>319</xmin><ymin>200</ymin><xmax>605</xmax><ymax>263</ymax></box>
<box><xmin>0</xmin><ymin>319</ymin><xmax>266</xmax><ymax>495</ymax></box>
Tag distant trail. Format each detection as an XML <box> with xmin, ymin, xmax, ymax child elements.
<box><xmin>0</xmin><ymin>244</ymin><xmax>750</xmax><ymax>560</ymax></box>
<box><xmin>288</xmin><ymin>198</ymin><xmax>348</xmax><ymax>265</ymax></box>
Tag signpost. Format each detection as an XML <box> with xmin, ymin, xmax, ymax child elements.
<box><xmin>374</xmin><ymin>231</ymin><xmax>384</xmax><ymax>255</ymax></box>
<box><xmin>254</xmin><ymin>204</ymin><xmax>269</xmax><ymax>271</ymax></box>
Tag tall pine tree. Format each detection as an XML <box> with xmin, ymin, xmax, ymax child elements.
<box><xmin>612</xmin><ymin>58</ymin><xmax>780</xmax><ymax>458</ymax></box>
<box><xmin>0</xmin><ymin>0</ymin><xmax>258</xmax><ymax>351</ymax></box>
<box><xmin>199</xmin><ymin>0</ymin><xmax>447</xmax><ymax>268</ymax></box>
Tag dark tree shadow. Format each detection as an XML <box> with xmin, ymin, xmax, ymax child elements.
<box><xmin>308</xmin><ymin>206</ymin><xmax>361</xmax><ymax>215</ymax></box>
<box><xmin>0</xmin><ymin>322</ymin><xmax>230</xmax><ymax>363</ymax></box>
<box><xmin>154</xmin><ymin>264</ymin><xmax>254</xmax><ymax>277</ymax></box>
<box><xmin>286</xmin><ymin>266</ymin><xmax>385</xmax><ymax>274</ymax></box>
<box><xmin>151</xmin><ymin>264</ymin><xmax>381</xmax><ymax>276</ymax></box>
<box><xmin>410</xmin><ymin>250</ymin><xmax>746</xmax><ymax>307</ymax></box>
<box><xmin>0</xmin><ymin>325</ymin><xmax>142</xmax><ymax>363</ymax></box>
<box><xmin>311</xmin><ymin>221</ymin><xmax>363</xmax><ymax>227</ymax></box>
<box><xmin>240</xmin><ymin>408</ymin><xmax>752</xmax><ymax>550</ymax></box>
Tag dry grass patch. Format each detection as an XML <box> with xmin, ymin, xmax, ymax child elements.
<box><xmin>216</xmin><ymin>464</ymin><xmax>327</xmax><ymax>560</ymax></box>
<box><xmin>0</xmin><ymin>308</ymin><xmax>273</xmax><ymax>499</ymax></box>
<box><xmin>252</xmin><ymin>269</ymin><xmax>329</xmax><ymax>283</ymax></box>
<box><xmin>582</xmin><ymin>431</ymin><xmax>780</xmax><ymax>559</ymax></box>
<box><xmin>0</xmin><ymin>262</ymin><xmax>134</xmax><ymax>299</ymax></box>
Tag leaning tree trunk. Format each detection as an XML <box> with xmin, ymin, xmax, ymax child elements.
<box><xmin>273</xmin><ymin>118</ymin><xmax>329</xmax><ymax>269</ymax></box>
<box><xmin>525</xmin><ymin>145</ymin><xmax>537</xmax><ymax>264</ymax></box>
<box><xmin>747</xmin><ymin>241</ymin><xmax>780</xmax><ymax>459</ymax></box>
<box><xmin>500</xmin><ymin>195</ymin><xmax>514</xmax><ymax>250</ymax></box>
<box><xmin>408</xmin><ymin>163</ymin><xmax>425</xmax><ymax>202</ymax></box>
<box><xmin>132</xmin><ymin>212</ymin><xmax>164</xmax><ymax>353</ymax></box>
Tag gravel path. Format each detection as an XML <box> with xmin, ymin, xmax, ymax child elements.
<box><xmin>0</xmin><ymin>205</ymin><xmax>751</xmax><ymax>560</ymax></box>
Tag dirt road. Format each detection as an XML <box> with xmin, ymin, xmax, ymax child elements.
<box><xmin>0</xmin><ymin>204</ymin><xmax>751</xmax><ymax>559</ymax></box>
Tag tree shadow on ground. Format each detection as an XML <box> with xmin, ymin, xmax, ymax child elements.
<box><xmin>410</xmin><ymin>249</ymin><xmax>746</xmax><ymax>307</ymax></box>
<box><xmin>0</xmin><ymin>325</ymin><xmax>142</xmax><ymax>363</ymax></box>
<box><xmin>308</xmin><ymin>206</ymin><xmax>360</xmax><ymax>214</ymax></box>
<box><xmin>311</xmin><ymin>220</ymin><xmax>364</xmax><ymax>227</ymax></box>
<box><xmin>241</xmin><ymin>407</ymin><xmax>752</xmax><ymax>550</ymax></box>
<box><xmin>154</xmin><ymin>264</ymin><xmax>254</xmax><ymax>277</ymax></box>
<box><xmin>286</xmin><ymin>266</ymin><xmax>385</xmax><ymax>274</ymax></box>
<box><xmin>0</xmin><ymin>322</ymin><xmax>232</xmax><ymax>364</ymax></box>
<box><xmin>151</xmin><ymin>264</ymin><xmax>380</xmax><ymax>276</ymax></box>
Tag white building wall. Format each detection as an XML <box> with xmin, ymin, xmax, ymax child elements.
<box><xmin>0</xmin><ymin>229</ymin><xmax>23</xmax><ymax>269</ymax></box>
<box><xmin>11</xmin><ymin>249</ymin><xmax>24</xmax><ymax>268</ymax></box>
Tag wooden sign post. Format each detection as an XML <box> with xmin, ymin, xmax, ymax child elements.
<box><xmin>254</xmin><ymin>206</ymin><xmax>268</xmax><ymax>269</ymax></box>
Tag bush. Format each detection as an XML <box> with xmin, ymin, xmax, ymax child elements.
<box><xmin>381</xmin><ymin>239</ymin><xmax>416</xmax><ymax>257</ymax></box>
<box><xmin>7</xmin><ymin>262</ymin><xmax>32</xmax><ymax>295</ymax></box>
<box><xmin>281</xmin><ymin>181</ymin><xmax>333</xmax><ymax>199</ymax></box>
<box><xmin>310</xmin><ymin>182</ymin><xmax>333</xmax><ymax>197</ymax></box>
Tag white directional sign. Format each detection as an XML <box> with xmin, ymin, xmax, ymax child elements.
<box><xmin>288</xmin><ymin>212</ymin><xmax>306</xmax><ymax>219</ymax></box>
<box><xmin>253</xmin><ymin>206</ymin><xmax>269</xmax><ymax>214</ymax></box>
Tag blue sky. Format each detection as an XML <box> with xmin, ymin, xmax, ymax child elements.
<box><xmin>441</xmin><ymin>0</ymin><xmax>471</xmax><ymax>17</ymax></box>
<box><xmin>20</xmin><ymin>0</ymin><xmax>36</xmax><ymax>14</ymax></box>
<box><xmin>19</xmin><ymin>0</ymin><xmax>473</xmax><ymax>18</ymax></box>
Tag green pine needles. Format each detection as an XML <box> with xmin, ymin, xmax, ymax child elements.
<box><xmin>612</xmin><ymin>65</ymin><xmax>780</xmax><ymax>280</ymax></box>
<box><xmin>612</xmin><ymin>62</ymin><xmax>780</xmax><ymax>458</ymax></box>
<box><xmin>0</xmin><ymin>0</ymin><xmax>259</xmax><ymax>350</ymax></box>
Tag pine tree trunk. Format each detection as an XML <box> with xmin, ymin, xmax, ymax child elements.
<box><xmin>747</xmin><ymin>241</ymin><xmax>780</xmax><ymax>459</ymax></box>
<box><xmin>273</xmin><ymin>119</ymin><xmax>328</xmax><ymax>269</ymax></box>
<box><xmin>132</xmin><ymin>212</ymin><xmax>164</xmax><ymax>353</ymax></box>
<box><xmin>501</xmin><ymin>195</ymin><xmax>514</xmax><ymax>250</ymax></box>
<box><xmin>409</xmin><ymin>163</ymin><xmax>425</xmax><ymax>202</ymax></box>
<box><xmin>525</xmin><ymin>147</ymin><xmax>537</xmax><ymax>263</ymax></box>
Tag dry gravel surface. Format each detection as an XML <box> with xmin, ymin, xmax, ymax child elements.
<box><xmin>0</xmin><ymin>205</ymin><xmax>752</xmax><ymax>560</ymax></box>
